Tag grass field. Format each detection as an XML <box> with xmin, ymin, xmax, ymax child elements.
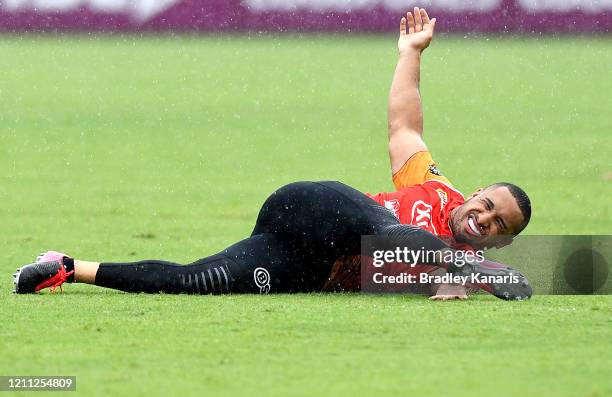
<box><xmin>1</xmin><ymin>34</ymin><xmax>611</xmax><ymax>396</ymax></box>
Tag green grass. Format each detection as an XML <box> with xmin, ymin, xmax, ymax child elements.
<box><xmin>0</xmin><ymin>34</ymin><xmax>611</xmax><ymax>396</ymax></box>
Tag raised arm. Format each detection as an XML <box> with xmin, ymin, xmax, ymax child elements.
<box><xmin>387</xmin><ymin>7</ymin><xmax>436</xmax><ymax>174</ymax></box>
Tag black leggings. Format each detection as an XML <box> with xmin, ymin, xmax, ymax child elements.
<box><xmin>95</xmin><ymin>181</ymin><xmax>449</xmax><ymax>294</ymax></box>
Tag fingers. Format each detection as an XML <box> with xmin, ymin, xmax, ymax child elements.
<box><xmin>400</xmin><ymin>16</ymin><xmax>406</xmax><ymax>36</ymax></box>
<box><xmin>414</xmin><ymin>6</ymin><xmax>423</xmax><ymax>32</ymax></box>
<box><xmin>407</xmin><ymin>11</ymin><xmax>415</xmax><ymax>34</ymax></box>
<box><xmin>405</xmin><ymin>8</ymin><xmax>435</xmax><ymax>35</ymax></box>
<box><xmin>420</xmin><ymin>8</ymin><xmax>430</xmax><ymax>24</ymax></box>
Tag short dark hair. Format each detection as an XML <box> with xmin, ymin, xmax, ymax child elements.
<box><xmin>486</xmin><ymin>182</ymin><xmax>531</xmax><ymax>234</ymax></box>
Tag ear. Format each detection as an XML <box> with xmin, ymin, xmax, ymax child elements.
<box><xmin>469</xmin><ymin>187</ymin><xmax>483</xmax><ymax>199</ymax></box>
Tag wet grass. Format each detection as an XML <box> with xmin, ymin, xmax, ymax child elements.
<box><xmin>0</xmin><ymin>35</ymin><xmax>610</xmax><ymax>396</ymax></box>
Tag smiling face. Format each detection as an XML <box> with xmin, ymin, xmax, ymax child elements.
<box><xmin>449</xmin><ymin>185</ymin><xmax>526</xmax><ymax>250</ymax></box>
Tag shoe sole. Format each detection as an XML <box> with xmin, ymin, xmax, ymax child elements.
<box><xmin>13</xmin><ymin>266</ymin><xmax>24</xmax><ymax>294</ymax></box>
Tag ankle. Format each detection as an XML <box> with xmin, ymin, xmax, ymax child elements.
<box><xmin>74</xmin><ymin>260</ymin><xmax>100</xmax><ymax>284</ymax></box>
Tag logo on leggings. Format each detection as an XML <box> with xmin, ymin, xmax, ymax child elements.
<box><xmin>253</xmin><ymin>267</ymin><xmax>271</xmax><ymax>294</ymax></box>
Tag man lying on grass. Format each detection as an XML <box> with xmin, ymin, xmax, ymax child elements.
<box><xmin>12</xmin><ymin>8</ymin><xmax>532</xmax><ymax>301</ymax></box>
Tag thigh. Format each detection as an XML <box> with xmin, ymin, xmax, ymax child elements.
<box><xmin>219</xmin><ymin>233</ymin><xmax>334</xmax><ymax>293</ymax></box>
<box><xmin>251</xmin><ymin>181</ymin><xmax>398</xmax><ymax>254</ymax></box>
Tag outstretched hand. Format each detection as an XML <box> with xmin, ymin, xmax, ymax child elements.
<box><xmin>398</xmin><ymin>7</ymin><xmax>436</xmax><ymax>54</ymax></box>
<box><xmin>429</xmin><ymin>283</ymin><xmax>468</xmax><ymax>301</ymax></box>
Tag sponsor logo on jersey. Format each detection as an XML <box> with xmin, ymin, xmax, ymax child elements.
<box><xmin>411</xmin><ymin>200</ymin><xmax>437</xmax><ymax>234</ymax></box>
<box><xmin>253</xmin><ymin>267</ymin><xmax>271</xmax><ymax>293</ymax></box>
<box><xmin>436</xmin><ymin>189</ymin><xmax>448</xmax><ymax>210</ymax></box>
<box><xmin>428</xmin><ymin>164</ymin><xmax>442</xmax><ymax>176</ymax></box>
<box><xmin>383</xmin><ymin>199</ymin><xmax>400</xmax><ymax>219</ymax></box>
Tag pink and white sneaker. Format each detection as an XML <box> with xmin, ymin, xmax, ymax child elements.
<box><xmin>13</xmin><ymin>251</ymin><xmax>75</xmax><ymax>294</ymax></box>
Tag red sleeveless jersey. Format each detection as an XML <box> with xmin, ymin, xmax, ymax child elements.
<box><xmin>323</xmin><ymin>151</ymin><xmax>468</xmax><ymax>292</ymax></box>
<box><xmin>367</xmin><ymin>179</ymin><xmax>465</xmax><ymax>237</ymax></box>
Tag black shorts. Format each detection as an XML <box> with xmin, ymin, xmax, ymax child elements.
<box><xmin>220</xmin><ymin>181</ymin><xmax>399</xmax><ymax>293</ymax></box>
